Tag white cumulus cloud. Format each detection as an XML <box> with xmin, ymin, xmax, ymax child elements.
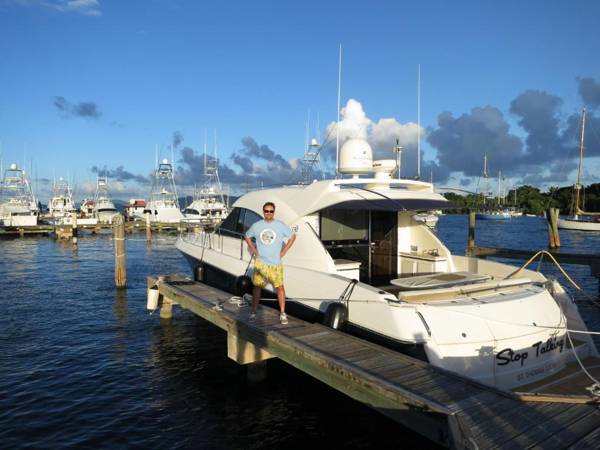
<box><xmin>325</xmin><ymin>98</ymin><xmax>423</xmax><ymax>160</ymax></box>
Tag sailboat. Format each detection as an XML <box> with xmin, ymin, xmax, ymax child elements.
<box><xmin>475</xmin><ymin>155</ymin><xmax>510</xmax><ymax>220</ymax></box>
<box><xmin>557</xmin><ymin>108</ymin><xmax>600</xmax><ymax>231</ymax></box>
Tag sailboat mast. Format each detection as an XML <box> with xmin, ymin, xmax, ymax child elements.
<box><xmin>575</xmin><ymin>108</ymin><xmax>586</xmax><ymax>215</ymax></box>
<box><xmin>498</xmin><ymin>170</ymin><xmax>501</xmax><ymax>205</ymax></box>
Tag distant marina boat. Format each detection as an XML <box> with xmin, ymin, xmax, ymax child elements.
<box><xmin>80</xmin><ymin>198</ymin><xmax>95</xmax><ymax>218</ymax></box>
<box><xmin>145</xmin><ymin>158</ymin><xmax>184</xmax><ymax>223</ymax></box>
<box><xmin>183</xmin><ymin>186</ymin><xmax>229</xmax><ymax>227</ymax></box>
<box><xmin>183</xmin><ymin>141</ymin><xmax>229</xmax><ymax>227</ymax></box>
<box><xmin>475</xmin><ymin>211</ymin><xmax>511</xmax><ymax>220</ymax></box>
<box><xmin>412</xmin><ymin>211</ymin><xmax>439</xmax><ymax>227</ymax></box>
<box><xmin>93</xmin><ymin>176</ymin><xmax>118</xmax><ymax>224</ymax></box>
<box><xmin>0</xmin><ymin>163</ymin><xmax>38</xmax><ymax>227</ymax></box>
<box><xmin>49</xmin><ymin>177</ymin><xmax>76</xmax><ymax>223</ymax></box>
<box><xmin>125</xmin><ymin>199</ymin><xmax>146</xmax><ymax>221</ymax></box>
<box><xmin>475</xmin><ymin>155</ymin><xmax>511</xmax><ymax>220</ymax></box>
<box><xmin>557</xmin><ymin>108</ymin><xmax>600</xmax><ymax>232</ymax></box>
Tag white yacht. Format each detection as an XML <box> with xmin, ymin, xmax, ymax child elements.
<box><xmin>49</xmin><ymin>177</ymin><xmax>76</xmax><ymax>223</ymax></box>
<box><xmin>176</xmin><ymin>138</ymin><xmax>597</xmax><ymax>392</ymax></box>
<box><xmin>183</xmin><ymin>186</ymin><xmax>229</xmax><ymax>227</ymax></box>
<box><xmin>0</xmin><ymin>163</ymin><xmax>38</xmax><ymax>227</ymax></box>
<box><xmin>183</xmin><ymin>137</ymin><xmax>229</xmax><ymax>227</ymax></box>
<box><xmin>145</xmin><ymin>158</ymin><xmax>184</xmax><ymax>223</ymax></box>
<box><xmin>93</xmin><ymin>176</ymin><xmax>118</xmax><ymax>224</ymax></box>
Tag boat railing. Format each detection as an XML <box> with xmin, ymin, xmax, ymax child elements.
<box><xmin>180</xmin><ymin>223</ymin><xmax>250</xmax><ymax>259</ymax></box>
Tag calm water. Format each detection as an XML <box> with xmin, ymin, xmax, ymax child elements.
<box><xmin>1</xmin><ymin>216</ymin><xmax>599</xmax><ymax>449</ymax></box>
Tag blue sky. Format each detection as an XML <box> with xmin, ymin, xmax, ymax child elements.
<box><xmin>2</xmin><ymin>0</ymin><xmax>600</xmax><ymax>200</ymax></box>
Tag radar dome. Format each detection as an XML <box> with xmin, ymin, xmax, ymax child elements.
<box><xmin>338</xmin><ymin>138</ymin><xmax>373</xmax><ymax>175</ymax></box>
<box><xmin>9</xmin><ymin>163</ymin><xmax>17</xmax><ymax>170</ymax></box>
<box><xmin>162</xmin><ymin>158</ymin><xmax>169</xmax><ymax>164</ymax></box>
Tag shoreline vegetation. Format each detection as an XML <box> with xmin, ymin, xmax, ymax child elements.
<box><xmin>442</xmin><ymin>183</ymin><xmax>600</xmax><ymax>216</ymax></box>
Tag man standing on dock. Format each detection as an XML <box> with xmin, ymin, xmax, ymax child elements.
<box><xmin>244</xmin><ymin>202</ymin><xmax>296</xmax><ymax>324</ymax></box>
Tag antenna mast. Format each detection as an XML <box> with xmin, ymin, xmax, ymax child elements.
<box><xmin>417</xmin><ymin>64</ymin><xmax>421</xmax><ymax>180</ymax></box>
<box><xmin>394</xmin><ymin>139</ymin><xmax>403</xmax><ymax>179</ymax></box>
<box><xmin>335</xmin><ymin>43</ymin><xmax>342</xmax><ymax>177</ymax></box>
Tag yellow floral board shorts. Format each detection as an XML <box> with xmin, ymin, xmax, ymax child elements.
<box><xmin>253</xmin><ymin>259</ymin><xmax>284</xmax><ymax>288</ymax></box>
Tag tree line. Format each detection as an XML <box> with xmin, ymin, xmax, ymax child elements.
<box><xmin>442</xmin><ymin>183</ymin><xmax>600</xmax><ymax>216</ymax></box>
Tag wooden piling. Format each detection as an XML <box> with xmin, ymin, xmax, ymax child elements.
<box><xmin>71</xmin><ymin>212</ymin><xmax>78</xmax><ymax>245</ymax></box>
<box><xmin>552</xmin><ymin>207</ymin><xmax>561</xmax><ymax>247</ymax></box>
<box><xmin>145</xmin><ymin>211</ymin><xmax>151</xmax><ymax>240</ymax></box>
<box><xmin>468</xmin><ymin>210</ymin><xmax>476</xmax><ymax>251</ymax></box>
<box><xmin>113</xmin><ymin>214</ymin><xmax>126</xmax><ymax>288</ymax></box>
<box><xmin>546</xmin><ymin>207</ymin><xmax>560</xmax><ymax>248</ymax></box>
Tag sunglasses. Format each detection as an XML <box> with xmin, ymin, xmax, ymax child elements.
<box><xmin>263</xmin><ymin>210</ymin><xmax>274</xmax><ymax>213</ymax></box>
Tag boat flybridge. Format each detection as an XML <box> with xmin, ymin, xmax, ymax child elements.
<box><xmin>176</xmin><ymin>138</ymin><xmax>598</xmax><ymax>393</ymax></box>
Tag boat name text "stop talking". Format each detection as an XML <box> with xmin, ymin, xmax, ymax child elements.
<box><xmin>496</xmin><ymin>337</ymin><xmax>565</xmax><ymax>366</ymax></box>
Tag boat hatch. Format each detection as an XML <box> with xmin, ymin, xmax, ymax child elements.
<box><xmin>390</xmin><ymin>272</ymin><xmax>491</xmax><ymax>291</ymax></box>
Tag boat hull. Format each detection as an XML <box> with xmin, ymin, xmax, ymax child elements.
<box><xmin>557</xmin><ymin>217</ymin><xmax>600</xmax><ymax>231</ymax></box>
<box><xmin>176</xmin><ymin>234</ymin><xmax>587</xmax><ymax>390</ymax></box>
<box><xmin>475</xmin><ymin>213</ymin><xmax>511</xmax><ymax>220</ymax></box>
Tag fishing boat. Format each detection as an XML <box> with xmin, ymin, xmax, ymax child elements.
<box><xmin>0</xmin><ymin>163</ymin><xmax>38</xmax><ymax>227</ymax></box>
<box><xmin>145</xmin><ymin>158</ymin><xmax>184</xmax><ymax>223</ymax></box>
<box><xmin>48</xmin><ymin>177</ymin><xmax>76</xmax><ymax>223</ymax></box>
<box><xmin>183</xmin><ymin>186</ymin><xmax>229</xmax><ymax>227</ymax></box>
<box><xmin>93</xmin><ymin>176</ymin><xmax>118</xmax><ymax>224</ymax></box>
<box><xmin>557</xmin><ymin>108</ymin><xmax>600</xmax><ymax>231</ymax></box>
<box><xmin>183</xmin><ymin>137</ymin><xmax>229</xmax><ymax>227</ymax></box>
<box><xmin>176</xmin><ymin>138</ymin><xmax>598</xmax><ymax>393</ymax></box>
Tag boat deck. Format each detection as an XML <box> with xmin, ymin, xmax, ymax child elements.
<box><xmin>149</xmin><ymin>274</ymin><xmax>600</xmax><ymax>449</ymax></box>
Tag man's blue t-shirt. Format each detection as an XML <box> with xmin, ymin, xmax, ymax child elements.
<box><xmin>245</xmin><ymin>219</ymin><xmax>293</xmax><ymax>266</ymax></box>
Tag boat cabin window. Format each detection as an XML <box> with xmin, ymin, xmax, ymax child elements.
<box><xmin>320</xmin><ymin>208</ymin><xmax>370</xmax><ymax>280</ymax></box>
<box><xmin>219</xmin><ymin>207</ymin><xmax>241</xmax><ymax>237</ymax></box>
<box><xmin>218</xmin><ymin>207</ymin><xmax>262</xmax><ymax>237</ymax></box>
<box><xmin>320</xmin><ymin>208</ymin><xmax>368</xmax><ymax>244</ymax></box>
<box><xmin>241</xmin><ymin>209</ymin><xmax>262</xmax><ymax>233</ymax></box>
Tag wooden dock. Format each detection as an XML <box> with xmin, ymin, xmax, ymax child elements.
<box><xmin>0</xmin><ymin>221</ymin><xmax>200</xmax><ymax>237</ymax></box>
<box><xmin>148</xmin><ymin>274</ymin><xmax>600</xmax><ymax>449</ymax></box>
